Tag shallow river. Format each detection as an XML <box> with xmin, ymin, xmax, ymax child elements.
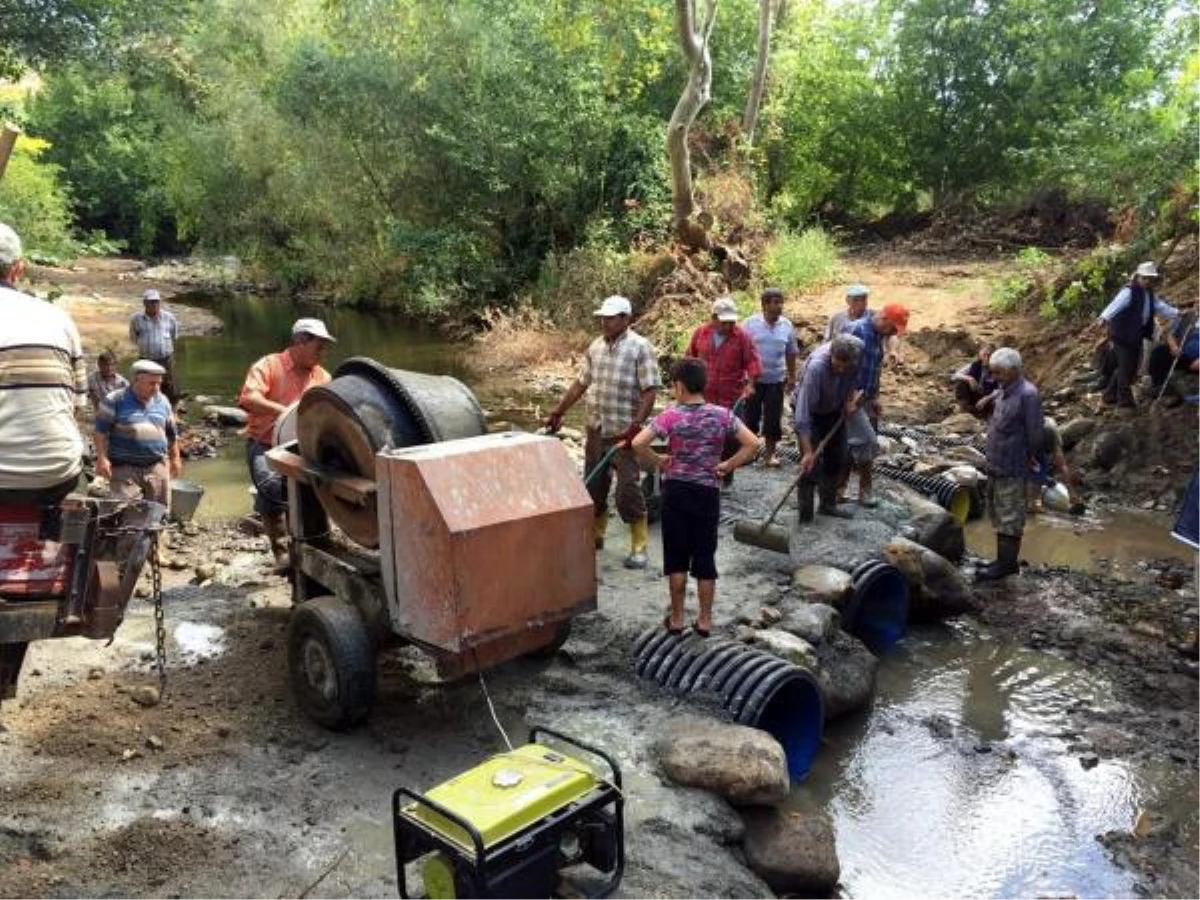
<box><xmin>173</xmin><ymin>295</ymin><xmax>1195</xmax><ymax>898</ymax></box>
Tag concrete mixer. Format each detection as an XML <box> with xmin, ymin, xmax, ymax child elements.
<box><xmin>266</xmin><ymin>358</ymin><xmax>596</xmax><ymax>729</ymax></box>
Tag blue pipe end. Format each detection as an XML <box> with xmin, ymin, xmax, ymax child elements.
<box><xmin>752</xmin><ymin>674</ymin><xmax>824</xmax><ymax>781</ymax></box>
<box><xmin>852</xmin><ymin>566</ymin><xmax>909</xmax><ymax>652</ymax></box>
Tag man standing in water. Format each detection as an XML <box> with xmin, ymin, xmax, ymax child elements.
<box><xmin>544</xmin><ymin>295</ymin><xmax>659</xmax><ymax>568</ymax></box>
<box><xmin>978</xmin><ymin>347</ymin><xmax>1043</xmax><ymax>581</ymax></box>
<box><xmin>238</xmin><ymin>319</ymin><xmax>336</xmax><ymax>570</ymax></box>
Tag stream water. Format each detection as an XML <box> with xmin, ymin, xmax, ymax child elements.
<box><xmin>171</xmin><ymin>294</ymin><xmax>1195</xmax><ymax>897</ymax></box>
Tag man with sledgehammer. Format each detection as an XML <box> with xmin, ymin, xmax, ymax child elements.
<box><xmin>792</xmin><ymin>334</ymin><xmax>863</xmax><ymax>523</ymax></box>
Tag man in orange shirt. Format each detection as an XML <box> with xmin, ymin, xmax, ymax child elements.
<box><xmin>237</xmin><ymin>318</ymin><xmax>336</xmax><ymax>568</ymax></box>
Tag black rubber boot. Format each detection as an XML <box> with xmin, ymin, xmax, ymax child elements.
<box><xmin>817</xmin><ymin>477</ymin><xmax>853</xmax><ymax>519</ymax></box>
<box><xmin>976</xmin><ymin>534</ymin><xmax>1021</xmax><ymax>582</ymax></box>
<box><xmin>798</xmin><ymin>481</ymin><xmax>816</xmax><ymax>523</ymax></box>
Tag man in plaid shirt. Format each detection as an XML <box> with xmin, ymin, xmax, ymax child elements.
<box><xmin>687</xmin><ymin>296</ymin><xmax>762</xmax><ymax>485</ymax></box>
<box><xmin>545</xmin><ymin>295</ymin><xmax>660</xmax><ymax>568</ymax></box>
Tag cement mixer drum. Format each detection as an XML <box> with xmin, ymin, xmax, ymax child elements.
<box><xmin>295</xmin><ymin>358</ymin><xmax>487</xmax><ymax>547</ymax></box>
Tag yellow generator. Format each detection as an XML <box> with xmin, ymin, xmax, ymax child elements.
<box><xmin>392</xmin><ymin>727</ymin><xmax>623</xmax><ymax>899</ymax></box>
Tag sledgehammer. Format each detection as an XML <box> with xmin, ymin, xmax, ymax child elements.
<box><xmin>732</xmin><ymin>412</ymin><xmax>847</xmax><ymax>554</ymax></box>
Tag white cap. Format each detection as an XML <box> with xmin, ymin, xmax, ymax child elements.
<box><xmin>131</xmin><ymin>359</ymin><xmax>167</xmax><ymax>376</ymax></box>
<box><xmin>1135</xmin><ymin>261</ymin><xmax>1159</xmax><ymax>279</ymax></box>
<box><xmin>0</xmin><ymin>223</ymin><xmax>22</xmax><ymax>267</ymax></box>
<box><xmin>846</xmin><ymin>283</ymin><xmax>870</xmax><ymax>299</ymax></box>
<box><xmin>292</xmin><ymin>318</ymin><xmax>336</xmax><ymax>342</ymax></box>
<box><xmin>594</xmin><ymin>295</ymin><xmax>632</xmax><ymax>317</ymax></box>
<box><xmin>143</xmin><ymin>288</ymin><xmax>162</xmax><ymax>302</ymax></box>
<box><xmin>712</xmin><ymin>296</ymin><xmax>739</xmax><ymax>322</ymax></box>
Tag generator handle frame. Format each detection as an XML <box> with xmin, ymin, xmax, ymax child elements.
<box><xmin>529</xmin><ymin>726</ymin><xmax>622</xmax><ymax>791</ymax></box>
<box><xmin>393</xmin><ymin>785</ymin><xmax>488</xmax><ymax>898</ymax></box>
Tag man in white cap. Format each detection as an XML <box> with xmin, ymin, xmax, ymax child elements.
<box><xmin>1091</xmin><ymin>260</ymin><xmax>1179</xmax><ymax>413</ymax></box>
<box><xmin>129</xmin><ymin>288</ymin><xmax>182</xmax><ymax>406</ymax></box>
<box><xmin>237</xmin><ymin>318</ymin><xmax>335</xmax><ymax>569</ymax></box>
<box><xmin>825</xmin><ymin>283</ymin><xmax>871</xmax><ymax>340</ymax></box>
<box><xmin>0</xmin><ymin>222</ymin><xmax>88</xmax><ymax>505</ymax></box>
<box><xmin>93</xmin><ymin>359</ymin><xmax>181</xmax><ymax>508</ymax></box>
<box><xmin>544</xmin><ymin>296</ymin><xmax>659</xmax><ymax>568</ymax></box>
<box><xmin>686</xmin><ymin>296</ymin><xmax>762</xmax><ymax>485</ymax></box>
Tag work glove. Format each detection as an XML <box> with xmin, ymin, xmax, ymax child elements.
<box><xmin>619</xmin><ymin>422</ymin><xmax>643</xmax><ymax>446</ymax></box>
<box><xmin>544</xmin><ymin>412</ymin><xmax>564</xmax><ymax>434</ymax></box>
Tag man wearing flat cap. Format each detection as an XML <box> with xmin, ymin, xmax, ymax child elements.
<box><xmin>129</xmin><ymin>288</ymin><xmax>182</xmax><ymax>407</ymax></box>
<box><xmin>94</xmin><ymin>359</ymin><xmax>182</xmax><ymax>509</ymax></box>
<box><xmin>1090</xmin><ymin>261</ymin><xmax>1179</xmax><ymax>413</ymax></box>
<box><xmin>237</xmin><ymin>318</ymin><xmax>335</xmax><ymax>569</ymax></box>
<box><xmin>686</xmin><ymin>296</ymin><xmax>762</xmax><ymax>486</ymax></box>
<box><xmin>0</xmin><ymin>222</ymin><xmax>89</xmax><ymax>505</ymax></box>
<box><xmin>544</xmin><ymin>295</ymin><xmax>660</xmax><ymax>568</ymax></box>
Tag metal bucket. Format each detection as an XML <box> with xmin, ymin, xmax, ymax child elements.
<box><xmin>169</xmin><ymin>479</ymin><xmax>205</xmax><ymax>524</ymax></box>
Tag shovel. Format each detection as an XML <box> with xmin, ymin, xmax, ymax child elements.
<box><xmin>733</xmin><ymin>412</ymin><xmax>847</xmax><ymax>554</ymax></box>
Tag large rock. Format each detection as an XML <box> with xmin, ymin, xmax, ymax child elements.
<box><xmin>1091</xmin><ymin>429</ymin><xmax>1129</xmax><ymax>470</ymax></box>
<box><xmin>907</xmin><ymin>507</ymin><xmax>965</xmax><ymax>562</ymax></box>
<box><xmin>741</xmin><ymin>805</ymin><xmax>840</xmax><ymax>896</ymax></box>
<box><xmin>754</xmin><ymin>629</ymin><xmax>819</xmax><ymax>669</ymax></box>
<box><xmin>204</xmin><ymin>405</ymin><xmax>249</xmax><ymax>427</ymax></box>
<box><xmin>815</xmin><ymin>630</ymin><xmax>878</xmax><ymax>720</ymax></box>
<box><xmin>781</xmin><ymin>601</ymin><xmax>842</xmax><ymax>646</ymax></box>
<box><xmin>791</xmin><ymin>565</ymin><xmax>853</xmax><ymax>608</ymax></box>
<box><xmin>655</xmin><ymin>718</ymin><xmax>790</xmax><ymax>807</ymax></box>
<box><xmin>882</xmin><ymin>535</ymin><xmax>976</xmax><ymax>622</ymax></box>
<box><xmin>1059</xmin><ymin>417</ymin><xmax>1097</xmax><ymax>450</ymax></box>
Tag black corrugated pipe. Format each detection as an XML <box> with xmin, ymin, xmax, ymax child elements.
<box><xmin>848</xmin><ymin>559</ymin><xmax>909</xmax><ymax>652</ymax></box>
<box><xmin>875</xmin><ymin>463</ymin><xmax>972</xmax><ymax>524</ymax></box>
<box><xmin>632</xmin><ymin>629</ymin><xmax>825</xmax><ymax>781</ymax></box>
<box><xmin>877</xmin><ymin>423</ymin><xmax>986</xmax><ymax>450</ymax></box>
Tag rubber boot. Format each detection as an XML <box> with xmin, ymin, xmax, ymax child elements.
<box><xmin>797</xmin><ymin>481</ymin><xmax>816</xmax><ymax>523</ymax></box>
<box><xmin>817</xmin><ymin>476</ymin><xmax>854</xmax><ymax>519</ymax></box>
<box><xmin>976</xmin><ymin>534</ymin><xmax>1021</xmax><ymax>582</ymax></box>
<box><xmin>262</xmin><ymin>511</ymin><xmax>290</xmax><ymax>574</ymax></box>
<box><xmin>593</xmin><ymin>513</ymin><xmax>608</xmax><ymax>550</ymax></box>
<box><xmin>624</xmin><ymin>517</ymin><xmax>649</xmax><ymax>569</ymax></box>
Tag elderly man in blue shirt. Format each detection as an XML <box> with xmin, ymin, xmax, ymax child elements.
<box><xmin>743</xmin><ymin>287</ymin><xmax>799</xmax><ymax>468</ymax></box>
<box><xmin>793</xmin><ymin>334</ymin><xmax>863</xmax><ymax>523</ymax></box>
<box><xmin>978</xmin><ymin>347</ymin><xmax>1044</xmax><ymax>582</ymax></box>
<box><xmin>1091</xmin><ymin>261</ymin><xmax>1178</xmax><ymax>413</ymax></box>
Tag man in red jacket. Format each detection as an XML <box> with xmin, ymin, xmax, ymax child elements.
<box><xmin>687</xmin><ymin>296</ymin><xmax>763</xmax><ymax>485</ymax></box>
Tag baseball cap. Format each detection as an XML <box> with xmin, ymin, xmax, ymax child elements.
<box><xmin>143</xmin><ymin>289</ymin><xmax>161</xmax><ymax>302</ymax></box>
<box><xmin>846</xmin><ymin>283</ymin><xmax>870</xmax><ymax>299</ymax></box>
<box><xmin>879</xmin><ymin>302</ymin><xmax>910</xmax><ymax>334</ymax></box>
<box><xmin>0</xmin><ymin>223</ymin><xmax>22</xmax><ymax>267</ymax></box>
<box><xmin>712</xmin><ymin>297</ymin><xmax>739</xmax><ymax>322</ymax></box>
<box><xmin>292</xmin><ymin>318</ymin><xmax>336</xmax><ymax>342</ymax></box>
<box><xmin>1135</xmin><ymin>261</ymin><xmax>1159</xmax><ymax>279</ymax></box>
<box><xmin>594</xmin><ymin>295</ymin><xmax>633</xmax><ymax>317</ymax></box>
<box><xmin>130</xmin><ymin>359</ymin><xmax>167</xmax><ymax>376</ymax></box>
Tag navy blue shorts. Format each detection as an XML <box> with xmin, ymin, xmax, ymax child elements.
<box><xmin>661</xmin><ymin>479</ymin><xmax>721</xmax><ymax>580</ymax></box>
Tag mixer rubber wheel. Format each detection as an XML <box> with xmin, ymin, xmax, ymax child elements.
<box><xmin>288</xmin><ymin>595</ymin><xmax>377</xmax><ymax>729</ymax></box>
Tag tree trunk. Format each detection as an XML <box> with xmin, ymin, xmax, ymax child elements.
<box><xmin>668</xmin><ymin>0</ymin><xmax>719</xmax><ymax>250</ymax></box>
<box><xmin>742</xmin><ymin>0</ymin><xmax>776</xmax><ymax>143</ymax></box>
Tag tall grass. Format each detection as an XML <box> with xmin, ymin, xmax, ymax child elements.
<box><xmin>762</xmin><ymin>227</ymin><xmax>842</xmax><ymax>292</ymax></box>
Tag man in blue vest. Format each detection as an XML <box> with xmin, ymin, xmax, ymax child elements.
<box><xmin>1093</xmin><ymin>261</ymin><xmax>1179</xmax><ymax>413</ymax></box>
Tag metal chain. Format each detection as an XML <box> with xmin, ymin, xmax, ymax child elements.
<box><xmin>150</xmin><ymin>539</ymin><xmax>168</xmax><ymax>700</ymax></box>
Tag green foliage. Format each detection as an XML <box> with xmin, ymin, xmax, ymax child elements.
<box><xmin>990</xmin><ymin>247</ymin><xmax>1056</xmax><ymax>313</ymax></box>
<box><xmin>0</xmin><ymin>137</ymin><xmax>77</xmax><ymax>261</ymax></box>
<box><xmin>762</xmin><ymin>227</ymin><xmax>842</xmax><ymax>292</ymax></box>
<box><xmin>532</xmin><ymin>221</ymin><xmax>639</xmax><ymax>327</ymax></box>
<box><xmin>1039</xmin><ymin>244</ymin><xmax>1127</xmax><ymax>320</ymax></box>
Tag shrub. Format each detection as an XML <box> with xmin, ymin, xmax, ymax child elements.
<box><xmin>990</xmin><ymin>246</ymin><xmax>1056</xmax><ymax>313</ymax></box>
<box><xmin>0</xmin><ymin>136</ymin><xmax>77</xmax><ymax>261</ymax></box>
<box><xmin>762</xmin><ymin>227</ymin><xmax>842</xmax><ymax>292</ymax></box>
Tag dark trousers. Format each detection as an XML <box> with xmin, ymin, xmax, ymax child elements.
<box><xmin>743</xmin><ymin>381</ymin><xmax>785</xmax><ymax>441</ymax></box>
<box><xmin>801</xmin><ymin>411</ymin><xmax>847</xmax><ymax>503</ymax></box>
<box><xmin>661</xmin><ymin>479</ymin><xmax>720</xmax><ymax>579</ymax></box>
<box><xmin>152</xmin><ymin>356</ymin><xmax>181</xmax><ymax>405</ymax></box>
<box><xmin>1147</xmin><ymin>343</ymin><xmax>1195</xmax><ymax>388</ymax></box>
<box><xmin>1103</xmin><ymin>341</ymin><xmax>1141</xmax><ymax>407</ymax></box>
